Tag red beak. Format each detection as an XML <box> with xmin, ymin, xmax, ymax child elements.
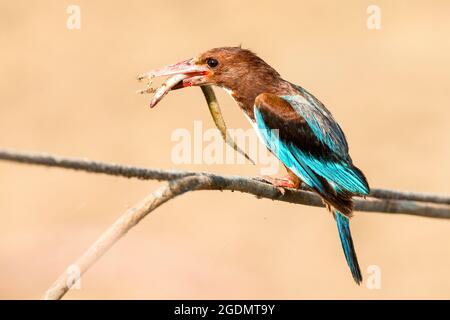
<box><xmin>137</xmin><ymin>58</ymin><xmax>210</xmax><ymax>108</ymax></box>
<box><xmin>138</xmin><ymin>58</ymin><xmax>209</xmax><ymax>83</ymax></box>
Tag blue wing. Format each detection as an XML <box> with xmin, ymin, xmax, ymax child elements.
<box><xmin>254</xmin><ymin>88</ymin><xmax>369</xmax><ymax>284</ymax></box>
<box><xmin>253</xmin><ymin>91</ymin><xmax>369</xmax><ymax>208</ymax></box>
<box><xmin>254</xmin><ymin>91</ymin><xmax>367</xmax><ymax>284</ymax></box>
<box><xmin>282</xmin><ymin>85</ymin><xmax>349</xmax><ymax>157</ymax></box>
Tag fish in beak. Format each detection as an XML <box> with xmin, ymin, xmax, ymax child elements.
<box><xmin>137</xmin><ymin>58</ymin><xmax>210</xmax><ymax>108</ymax></box>
<box><xmin>136</xmin><ymin>52</ymin><xmax>255</xmax><ymax>165</ymax></box>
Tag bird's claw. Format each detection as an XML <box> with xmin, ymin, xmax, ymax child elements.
<box><xmin>256</xmin><ymin>175</ymin><xmax>299</xmax><ymax>195</ymax></box>
<box><xmin>258</xmin><ymin>175</ymin><xmax>297</xmax><ymax>188</ymax></box>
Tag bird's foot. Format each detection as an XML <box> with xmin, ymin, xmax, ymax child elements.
<box><xmin>257</xmin><ymin>175</ymin><xmax>299</xmax><ymax>195</ymax></box>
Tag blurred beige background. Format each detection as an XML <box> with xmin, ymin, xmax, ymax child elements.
<box><xmin>0</xmin><ymin>0</ymin><xmax>449</xmax><ymax>299</ymax></box>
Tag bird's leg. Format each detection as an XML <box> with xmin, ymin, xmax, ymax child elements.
<box><xmin>260</xmin><ymin>176</ymin><xmax>298</xmax><ymax>188</ymax></box>
<box><xmin>258</xmin><ymin>167</ymin><xmax>301</xmax><ymax>195</ymax></box>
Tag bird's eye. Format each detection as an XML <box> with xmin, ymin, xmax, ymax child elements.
<box><xmin>206</xmin><ymin>58</ymin><xmax>219</xmax><ymax>68</ymax></box>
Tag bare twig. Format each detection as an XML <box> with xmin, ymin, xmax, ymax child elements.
<box><xmin>368</xmin><ymin>188</ymin><xmax>450</xmax><ymax>206</ymax></box>
<box><xmin>37</xmin><ymin>168</ymin><xmax>449</xmax><ymax>299</ymax></box>
<box><xmin>0</xmin><ymin>148</ymin><xmax>449</xmax><ymax>212</ymax></box>
<box><xmin>41</xmin><ymin>175</ymin><xmax>211</xmax><ymax>300</ymax></box>
<box><xmin>2</xmin><ymin>149</ymin><xmax>448</xmax><ymax>300</ymax></box>
<box><xmin>0</xmin><ymin>75</ymin><xmax>444</xmax><ymax>300</ymax></box>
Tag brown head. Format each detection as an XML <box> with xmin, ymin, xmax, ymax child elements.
<box><xmin>192</xmin><ymin>47</ymin><xmax>280</xmax><ymax>90</ymax></box>
<box><xmin>146</xmin><ymin>47</ymin><xmax>286</xmax><ymax>116</ymax></box>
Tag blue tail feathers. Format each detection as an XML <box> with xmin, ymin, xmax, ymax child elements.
<box><xmin>335</xmin><ymin>211</ymin><xmax>362</xmax><ymax>284</ymax></box>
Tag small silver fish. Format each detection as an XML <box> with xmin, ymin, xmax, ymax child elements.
<box><xmin>137</xmin><ymin>73</ymin><xmax>188</xmax><ymax>108</ymax></box>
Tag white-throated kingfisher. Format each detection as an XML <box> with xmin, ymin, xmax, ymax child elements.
<box><xmin>143</xmin><ymin>47</ymin><xmax>370</xmax><ymax>284</ymax></box>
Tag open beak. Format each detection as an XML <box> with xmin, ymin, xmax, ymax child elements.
<box><xmin>137</xmin><ymin>58</ymin><xmax>210</xmax><ymax>88</ymax></box>
<box><xmin>137</xmin><ymin>58</ymin><xmax>211</xmax><ymax>108</ymax></box>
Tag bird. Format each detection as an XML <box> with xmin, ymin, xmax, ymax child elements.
<box><xmin>144</xmin><ymin>46</ymin><xmax>370</xmax><ymax>284</ymax></box>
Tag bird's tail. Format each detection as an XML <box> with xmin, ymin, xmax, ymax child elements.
<box><xmin>335</xmin><ymin>210</ymin><xmax>362</xmax><ymax>284</ymax></box>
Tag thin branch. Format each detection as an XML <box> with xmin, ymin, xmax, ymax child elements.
<box><xmin>0</xmin><ymin>148</ymin><xmax>449</xmax><ymax>218</ymax></box>
<box><xmin>369</xmin><ymin>188</ymin><xmax>450</xmax><ymax>206</ymax></box>
<box><xmin>41</xmin><ymin>172</ymin><xmax>450</xmax><ymax>299</ymax></box>
<box><xmin>42</xmin><ymin>175</ymin><xmax>210</xmax><ymax>300</ymax></box>
<box><xmin>0</xmin><ymin>70</ymin><xmax>441</xmax><ymax>300</ymax></box>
